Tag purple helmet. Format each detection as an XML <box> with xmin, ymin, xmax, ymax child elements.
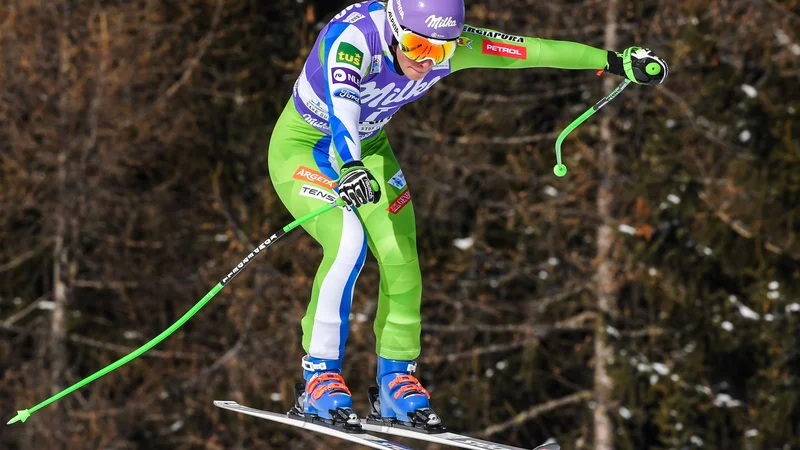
<box><xmin>387</xmin><ymin>0</ymin><xmax>465</xmax><ymax>40</ymax></box>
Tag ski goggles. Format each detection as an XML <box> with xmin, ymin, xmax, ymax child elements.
<box><xmin>386</xmin><ymin>5</ymin><xmax>458</xmax><ymax>64</ymax></box>
<box><xmin>396</xmin><ymin>30</ymin><xmax>458</xmax><ymax>65</ymax></box>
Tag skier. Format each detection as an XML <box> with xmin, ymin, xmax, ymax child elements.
<box><xmin>268</xmin><ymin>0</ymin><xmax>667</xmax><ymax>429</ymax></box>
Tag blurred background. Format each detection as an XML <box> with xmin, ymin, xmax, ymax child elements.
<box><xmin>1</xmin><ymin>0</ymin><xmax>798</xmax><ymax>449</ymax></box>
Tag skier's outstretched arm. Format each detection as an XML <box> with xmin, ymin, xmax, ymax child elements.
<box><xmin>450</xmin><ymin>24</ymin><xmax>668</xmax><ymax>85</ymax></box>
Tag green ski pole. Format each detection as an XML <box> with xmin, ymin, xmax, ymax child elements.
<box><xmin>553</xmin><ymin>78</ymin><xmax>631</xmax><ymax>177</ymax></box>
<box><xmin>7</xmin><ymin>198</ymin><xmax>345</xmax><ymax>425</ymax></box>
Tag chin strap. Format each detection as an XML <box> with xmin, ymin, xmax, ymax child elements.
<box><xmin>389</xmin><ymin>38</ymin><xmax>405</xmax><ymax>75</ymax></box>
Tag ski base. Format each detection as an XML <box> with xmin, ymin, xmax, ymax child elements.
<box><xmin>360</xmin><ymin>420</ymin><xmax>560</xmax><ymax>450</ymax></box>
<box><xmin>214</xmin><ymin>400</ymin><xmax>415</xmax><ymax>450</ymax></box>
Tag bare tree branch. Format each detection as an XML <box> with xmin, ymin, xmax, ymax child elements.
<box><xmin>481</xmin><ymin>390</ymin><xmax>593</xmax><ymax>436</ymax></box>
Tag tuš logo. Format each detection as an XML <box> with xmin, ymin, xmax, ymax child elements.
<box><xmin>425</xmin><ymin>15</ymin><xmax>458</xmax><ymax>30</ymax></box>
<box><xmin>482</xmin><ymin>40</ymin><xmax>527</xmax><ymax>59</ymax></box>
<box><xmin>336</xmin><ymin>42</ymin><xmax>363</xmax><ymax>69</ymax></box>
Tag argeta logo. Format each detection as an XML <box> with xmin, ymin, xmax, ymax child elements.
<box><xmin>333</xmin><ymin>88</ymin><xmax>360</xmax><ymax>103</ymax></box>
<box><xmin>336</xmin><ymin>42</ymin><xmax>364</xmax><ymax>69</ymax></box>
<box><xmin>482</xmin><ymin>40</ymin><xmax>527</xmax><ymax>60</ymax></box>
<box><xmin>293</xmin><ymin>166</ymin><xmax>337</xmax><ymax>189</ymax></box>
<box><xmin>425</xmin><ymin>15</ymin><xmax>457</xmax><ymax>30</ymax></box>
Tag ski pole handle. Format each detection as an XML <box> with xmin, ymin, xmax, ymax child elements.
<box><xmin>553</xmin><ymin>79</ymin><xmax>631</xmax><ymax>177</ymax></box>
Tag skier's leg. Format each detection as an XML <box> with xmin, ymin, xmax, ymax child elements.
<box><xmin>356</xmin><ymin>134</ymin><xmax>439</xmax><ymax>427</ymax></box>
<box><xmin>268</xmin><ymin>101</ymin><xmax>366</xmax><ymax>421</ymax></box>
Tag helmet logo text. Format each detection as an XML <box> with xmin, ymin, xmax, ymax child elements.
<box><xmin>425</xmin><ymin>15</ymin><xmax>458</xmax><ymax>30</ymax></box>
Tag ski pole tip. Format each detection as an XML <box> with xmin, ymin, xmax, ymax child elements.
<box><xmin>553</xmin><ymin>164</ymin><xmax>568</xmax><ymax>177</ymax></box>
<box><xmin>7</xmin><ymin>409</ymin><xmax>31</xmax><ymax>425</ymax></box>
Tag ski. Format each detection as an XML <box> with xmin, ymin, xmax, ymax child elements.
<box><xmin>360</xmin><ymin>420</ymin><xmax>560</xmax><ymax>450</ymax></box>
<box><xmin>214</xmin><ymin>401</ymin><xmax>416</xmax><ymax>450</ymax></box>
<box><xmin>362</xmin><ymin>386</ymin><xmax>559</xmax><ymax>450</ymax></box>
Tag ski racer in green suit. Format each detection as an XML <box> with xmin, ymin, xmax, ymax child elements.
<box><xmin>268</xmin><ymin>0</ymin><xmax>668</xmax><ymax>427</ymax></box>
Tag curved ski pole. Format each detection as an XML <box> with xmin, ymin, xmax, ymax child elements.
<box><xmin>553</xmin><ymin>78</ymin><xmax>631</xmax><ymax>177</ymax></box>
<box><xmin>7</xmin><ymin>198</ymin><xmax>345</xmax><ymax>425</ymax></box>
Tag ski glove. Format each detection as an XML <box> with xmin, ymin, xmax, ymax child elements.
<box><xmin>337</xmin><ymin>160</ymin><xmax>381</xmax><ymax>208</ymax></box>
<box><xmin>606</xmin><ymin>47</ymin><xmax>669</xmax><ymax>86</ymax></box>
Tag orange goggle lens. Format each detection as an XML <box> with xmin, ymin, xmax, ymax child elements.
<box><xmin>398</xmin><ymin>31</ymin><xmax>457</xmax><ymax>65</ymax></box>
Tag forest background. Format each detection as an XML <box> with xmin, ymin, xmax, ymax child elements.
<box><xmin>1</xmin><ymin>0</ymin><xmax>798</xmax><ymax>449</ymax></box>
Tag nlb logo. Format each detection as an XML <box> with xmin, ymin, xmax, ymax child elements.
<box><xmin>482</xmin><ymin>41</ymin><xmax>527</xmax><ymax>60</ymax></box>
<box><xmin>332</xmin><ymin>67</ymin><xmax>361</xmax><ymax>89</ymax></box>
<box><xmin>387</xmin><ymin>189</ymin><xmax>412</xmax><ymax>214</ymax></box>
<box><xmin>293</xmin><ymin>166</ymin><xmax>337</xmax><ymax>189</ymax></box>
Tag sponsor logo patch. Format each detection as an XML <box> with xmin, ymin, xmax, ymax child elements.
<box><xmin>457</xmin><ymin>36</ymin><xmax>473</xmax><ymax>49</ymax></box>
<box><xmin>388</xmin><ymin>170</ymin><xmax>407</xmax><ymax>190</ymax></box>
<box><xmin>331</xmin><ymin>67</ymin><xmax>361</xmax><ymax>89</ymax></box>
<box><xmin>387</xmin><ymin>188</ymin><xmax>412</xmax><ymax>214</ymax></box>
<box><xmin>370</xmin><ymin>54</ymin><xmax>382</xmax><ymax>74</ymax></box>
<box><xmin>293</xmin><ymin>166</ymin><xmax>337</xmax><ymax>189</ymax></box>
<box><xmin>432</xmin><ymin>60</ymin><xmax>450</xmax><ymax>71</ymax></box>
<box><xmin>302</xmin><ymin>113</ymin><xmax>328</xmax><ymax>131</ymax></box>
<box><xmin>336</xmin><ymin>42</ymin><xmax>364</xmax><ymax>69</ymax></box>
<box><xmin>299</xmin><ymin>184</ymin><xmax>337</xmax><ymax>203</ymax></box>
<box><xmin>482</xmin><ymin>40</ymin><xmax>527</xmax><ymax>59</ymax></box>
<box><xmin>463</xmin><ymin>25</ymin><xmax>525</xmax><ymax>43</ymax></box>
<box><xmin>333</xmin><ymin>3</ymin><xmax>364</xmax><ymax>20</ymax></box>
<box><xmin>343</xmin><ymin>12</ymin><xmax>365</xmax><ymax>23</ymax></box>
<box><xmin>333</xmin><ymin>88</ymin><xmax>361</xmax><ymax>103</ymax></box>
<box><xmin>425</xmin><ymin>15</ymin><xmax>458</xmax><ymax>30</ymax></box>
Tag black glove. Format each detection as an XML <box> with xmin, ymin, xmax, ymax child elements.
<box><xmin>606</xmin><ymin>47</ymin><xmax>668</xmax><ymax>86</ymax></box>
<box><xmin>337</xmin><ymin>160</ymin><xmax>381</xmax><ymax>208</ymax></box>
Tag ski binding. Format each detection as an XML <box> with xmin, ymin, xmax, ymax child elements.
<box><xmin>361</xmin><ymin>387</ymin><xmax>560</xmax><ymax>450</ymax></box>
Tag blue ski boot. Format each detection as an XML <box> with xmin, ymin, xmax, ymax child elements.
<box><xmin>290</xmin><ymin>355</ymin><xmax>361</xmax><ymax>430</ymax></box>
<box><xmin>367</xmin><ymin>357</ymin><xmax>443</xmax><ymax>431</ymax></box>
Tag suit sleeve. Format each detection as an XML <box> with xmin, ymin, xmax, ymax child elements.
<box><xmin>450</xmin><ymin>24</ymin><xmax>608</xmax><ymax>72</ymax></box>
<box><xmin>321</xmin><ymin>23</ymin><xmax>372</xmax><ymax>164</ymax></box>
